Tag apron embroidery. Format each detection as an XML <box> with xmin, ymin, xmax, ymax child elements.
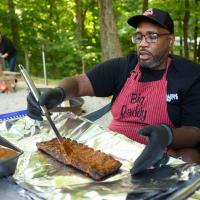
<box><xmin>109</xmin><ymin>58</ymin><xmax>174</xmax><ymax>144</ymax></box>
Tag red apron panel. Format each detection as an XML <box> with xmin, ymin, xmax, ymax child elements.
<box><xmin>109</xmin><ymin>59</ymin><xmax>174</xmax><ymax>144</ymax></box>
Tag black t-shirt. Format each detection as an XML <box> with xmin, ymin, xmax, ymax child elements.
<box><xmin>0</xmin><ymin>35</ymin><xmax>16</xmax><ymax>60</ymax></box>
<box><xmin>86</xmin><ymin>53</ymin><xmax>200</xmax><ymax>128</ymax></box>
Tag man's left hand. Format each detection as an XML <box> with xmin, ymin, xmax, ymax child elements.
<box><xmin>130</xmin><ymin>124</ymin><xmax>173</xmax><ymax>175</ymax></box>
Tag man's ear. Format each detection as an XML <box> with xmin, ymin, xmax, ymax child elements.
<box><xmin>169</xmin><ymin>34</ymin><xmax>175</xmax><ymax>47</ymax></box>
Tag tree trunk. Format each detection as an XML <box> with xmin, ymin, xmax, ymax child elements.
<box><xmin>143</xmin><ymin>0</ymin><xmax>148</xmax><ymax>12</ymax></box>
<box><xmin>75</xmin><ymin>0</ymin><xmax>85</xmax><ymax>38</ymax></box>
<box><xmin>48</xmin><ymin>0</ymin><xmax>54</xmax><ymax>41</ymax></box>
<box><xmin>183</xmin><ymin>0</ymin><xmax>190</xmax><ymax>59</ymax></box>
<box><xmin>180</xmin><ymin>37</ymin><xmax>183</xmax><ymax>56</ymax></box>
<box><xmin>193</xmin><ymin>19</ymin><xmax>198</xmax><ymax>62</ymax></box>
<box><xmin>197</xmin><ymin>42</ymin><xmax>200</xmax><ymax>63</ymax></box>
<box><xmin>7</xmin><ymin>0</ymin><xmax>19</xmax><ymax>49</ymax></box>
<box><xmin>193</xmin><ymin>0</ymin><xmax>199</xmax><ymax>62</ymax></box>
<box><xmin>98</xmin><ymin>0</ymin><xmax>122</xmax><ymax>61</ymax></box>
<box><xmin>75</xmin><ymin>0</ymin><xmax>89</xmax><ymax>72</ymax></box>
<box><xmin>178</xmin><ymin>17</ymin><xmax>183</xmax><ymax>56</ymax></box>
<box><xmin>48</xmin><ymin>0</ymin><xmax>60</xmax><ymax>32</ymax></box>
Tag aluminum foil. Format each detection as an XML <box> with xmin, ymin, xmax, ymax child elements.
<box><xmin>0</xmin><ymin>112</ymin><xmax>199</xmax><ymax>200</ymax></box>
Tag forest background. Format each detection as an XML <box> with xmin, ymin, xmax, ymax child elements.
<box><xmin>0</xmin><ymin>0</ymin><xmax>199</xmax><ymax>80</ymax></box>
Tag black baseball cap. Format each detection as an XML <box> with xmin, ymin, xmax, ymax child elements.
<box><xmin>128</xmin><ymin>8</ymin><xmax>174</xmax><ymax>33</ymax></box>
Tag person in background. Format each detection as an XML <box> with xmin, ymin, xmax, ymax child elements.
<box><xmin>26</xmin><ymin>8</ymin><xmax>200</xmax><ymax>175</ymax></box>
<box><xmin>0</xmin><ymin>32</ymin><xmax>17</xmax><ymax>72</ymax></box>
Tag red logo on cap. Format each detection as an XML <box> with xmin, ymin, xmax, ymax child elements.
<box><xmin>143</xmin><ymin>9</ymin><xmax>153</xmax><ymax>16</ymax></box>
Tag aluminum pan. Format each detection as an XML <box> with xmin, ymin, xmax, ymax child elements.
<box><xmin>0</xmin><ymin>135</ymin><xmax>23</xmax><ymax>178</ymax></box>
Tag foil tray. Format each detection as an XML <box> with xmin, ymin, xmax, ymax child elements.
<box><xmin>0</xmin><ymin>112</ymin><xmax>199</xmax><ymax>200</ymax></box>
<box><xmin>0</xmin><ymin>135</ymin><xmax>23</xmax><ymax>178</ymax></box>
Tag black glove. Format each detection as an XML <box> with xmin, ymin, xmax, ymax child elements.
<box><xmin>27</xmin><ymin>87</ymin><xmax>65</xmax><ymax>121</ymax></box>
<box><xmin>130</xmin><ymin>124</ymin><xmax>173</xmax><ymax>175</ymax></box>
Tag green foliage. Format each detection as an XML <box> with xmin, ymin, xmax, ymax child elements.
<box><xmin>113</xmin><ymin>0</ymin><xmax>142</xmax><ymax>55</ymax></box>
<box><xmin>0</xmin><ymin>0</ymin><xmax>199</xmax><ymax>79</ymax></box>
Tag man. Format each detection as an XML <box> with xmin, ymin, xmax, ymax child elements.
<box><xmin>27</xmin><ymin>8</ymin><xmax>200</xmax><ymax>175</ymax></box>
<box><xmin>0</xmin><ymin>33</ymin><xmax>17</xmax><ymax>72</ymax></box>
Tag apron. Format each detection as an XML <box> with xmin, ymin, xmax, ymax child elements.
<box><xmin>109</xmin><ymin>58</ymin><xmax>174</xmax><ymax>144</ymax></box>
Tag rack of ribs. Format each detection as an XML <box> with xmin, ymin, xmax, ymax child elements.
<box><xmin>36</xmin><ymin>138</ymin><xmax>122</xmax><ymax>181</ymax></box>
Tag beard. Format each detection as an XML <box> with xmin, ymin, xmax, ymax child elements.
<box><xmin>137</xmin><ymin>47</ymin><xmax>169</xmax><ymax>69</ymax></box>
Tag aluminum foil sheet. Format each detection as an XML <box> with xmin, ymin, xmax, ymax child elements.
<box><xmin>0</xmin><ymin>112</ymin><xmax>200</xmax><ymax>200</ymax></box>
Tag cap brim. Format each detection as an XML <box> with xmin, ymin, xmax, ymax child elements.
<box><xmin>128</xmin><ymin>15</ymin><xmax>168</xmax><ymax>31</ymax></box>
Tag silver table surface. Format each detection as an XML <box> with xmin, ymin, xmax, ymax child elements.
<box><xmin>0</xmin><ymin>178</ymin><xmax>42</xmax><ymax>200</ymax></box>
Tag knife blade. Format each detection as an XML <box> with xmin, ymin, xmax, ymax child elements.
<box><xmin>18</xmin><ymin>64</ymin><xmax>72</xmax><ymax>156</ymax></box>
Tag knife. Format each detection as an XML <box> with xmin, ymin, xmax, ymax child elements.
<box><xmin>18</xmin><ymin>64</ymin><xmax>72</xmax><ymax>156</ymax></box>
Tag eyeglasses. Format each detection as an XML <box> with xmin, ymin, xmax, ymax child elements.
<box><xmin>132</xmin><ymin>32</ymin><xmax>171</xmax><ymax>44</ymax></box>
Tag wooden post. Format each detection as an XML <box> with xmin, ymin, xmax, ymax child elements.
<box><xmin>81</xmin><ymin>58</ymin><xmax>85</xmax><ymax>73</ymax></box>
<box><xmin>0</xmin><ymin>56</ymin><xmax>5</xmax><ymax>71</ymax></box>
<box><xmin>24</xmin><ymin>50</ymin><xmax>30</xmax><ymax>73</ymax></box>
<box><xmin>42</xmin><ymin>45</ymin><xmax>48</xmax><ymax>85</ymax></box>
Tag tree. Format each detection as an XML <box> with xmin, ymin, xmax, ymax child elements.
<box><xmin>193</xmin><ymin>0</ymin><xmax>199</xmax><ymax>62</ymax></box>
<box><xmin>75</xmin><ymin>0</ymin><xmax>85</xmax><ymax>38</ymax></box>
<box><xmin>98</xmin><ymin>0</ymin><xmax>122</xmax><ymax>61</ymax></box>
<box><xmin>143</xmin><ymin>0</ymin><xmax>148</xmax><ymax>12</ymax></box>
<box><xmin>197</xmin><ymin>42</ymin><xmax>200</xmax><ymax>62</ymax></box>
<box><xmin>183</xmin><ymin>0</ymin><xmax>190</xmax><ymax>59</ymax></box>
<box><xmin>7</xmin><ymin>0</ymin><xmax>19</xmax><ymax>49</ymax></box>
<box><xmin>0</xmin><ymin>0</ymin><xmax>198</xmax><ymax>78</ymax></box>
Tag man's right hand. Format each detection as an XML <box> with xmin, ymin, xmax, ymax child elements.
<box><xmin>27</xmin><ymin>87</ymin><xmax>65</xmax><ymax>121</ymax></box>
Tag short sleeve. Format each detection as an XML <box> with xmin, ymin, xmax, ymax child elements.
<box><xmin>86</xmin><ymin>56</ymin><xmax>131</xmax><ymax>97</ymax></box>
<box><xmin>181</xmin><ymin>76</ymin><xmax>200</xmax><ymax>127</ymax></box>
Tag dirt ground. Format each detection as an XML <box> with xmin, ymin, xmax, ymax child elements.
<box><xmin>0</xmin><ymin>80</ymin><xmax>112</xmax><ymax>128</ymax></box>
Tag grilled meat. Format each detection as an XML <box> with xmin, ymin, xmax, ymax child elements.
<box><xmin>36</xmin><ymin>138</ymin><xmax>122</xmax><ymax>180</ymax></box>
